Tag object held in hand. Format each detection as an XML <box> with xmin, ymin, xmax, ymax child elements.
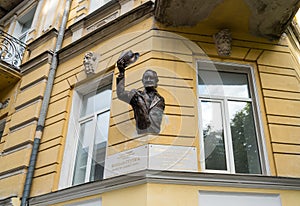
<box><xmin>117</xmin><ymin>50</ymin><xmax>139</xmax><ymax>73</ymax></box>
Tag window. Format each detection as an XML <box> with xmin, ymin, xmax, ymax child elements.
<box><xmin>89</xmin><ymin>0</ymin><xmax>111</xmax><ymax>14</ymax></box>
<box><xmin>197</xmin><ymin>61</ymin><xmax>265</xmax><ymax>174</ymax></box>
<box><xmin>0</xmin><ymin>118</ymin><xmax>6</xmax><ymax>142</ymax></box>
<box><xmin>65</xmin><ymin>198</ymin><xmax>101</xmax><ymax>206</ymax></box>
<box><xmin>13</xmin><ymin>6</ymin><xmax>37</xmax><ymax>43</ymax></box>
<box><xmin>199</xmin><ymin>191</ymin><xmax>281</xmax><ymax>206</ymax></box>
<box><xmin>59</xmin><ymin>75</ymin><xmax>112</xmax><ymax>188</ymax></box>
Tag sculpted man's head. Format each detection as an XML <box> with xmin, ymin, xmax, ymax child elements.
<box><xmin>214</xmin><ymin>29</ymin><xmax>232</xmax><ymax>56</ymax></box>
<box><xmin>83</xmin><ymin>51</ymin><xmax>97</xmax><ymax>75</ymax></box>
<box><xmin>142</xmin><ymin>69</ymin><xmax>159</xmax><ymax>88</ymax></box>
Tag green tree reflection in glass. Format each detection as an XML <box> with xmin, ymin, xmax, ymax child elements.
<box><xmin>229</xmin><ymin>102</ymin><xmax>261</xmax><ymax>174</ymax></box>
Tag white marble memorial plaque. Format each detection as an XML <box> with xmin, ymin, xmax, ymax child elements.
<box><xmin>104</xmin><ymin>144</ymin><xmax>198</xmax><ymax>179</ymax></box>
<box><xmin>148</xmin><ymin>144</ymin><xmax>198</xmax><ymax>172</ymax></box>
<box><xmin>104</xmin><ymin>145</ymin><xmax>148</xmax><ymax>179</ymax></box>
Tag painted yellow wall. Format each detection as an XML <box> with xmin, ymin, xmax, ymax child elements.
<box><xmin>147</xmin><ymin>183</ymin><xmax>300</xmax><ymax>206</ymax></box>
<box><xmin>1</xmin><ymin>0</ymin><xmax>300</xmax><ymax>202</ymax></box>
<box><xmin>44</xmin><ymin>183</ymin><xmax>300</xmax><ymax>206</ymax></box>
<box><xmin>152</xmin><ymin>22</ymin><xmax>300</xmax><ymax>178</ymax></box>
<box><xmin>0</xmin><ymin>48</ymin><xmax>52</xmax><ymax>200</ymax></box>
<box><xmin>50</xmin><ymin>184</ymin><xmax>147</xmax><ymax>206</ymax></box>
<box><xmin>29</xmin><ymin>15</ymin><xmax>300</xmax><ymax>197</ymax></box>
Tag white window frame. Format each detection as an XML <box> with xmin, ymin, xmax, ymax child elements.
<box><xmin>196</xmin><ymin>60</ymin><xmax>270</xmax><ymax>175</ymax></box>
<box><xmin>59</xmin><ymin>73</ymin><xmax>113</xmax><ymax>189</ymax></box>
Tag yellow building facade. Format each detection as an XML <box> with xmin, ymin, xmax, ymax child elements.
<box><xmin>0</xmin><ymin>0</ymin><xmax>300</xmax><ymax>205</ymax></box>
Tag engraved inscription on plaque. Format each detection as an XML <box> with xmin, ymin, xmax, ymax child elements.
<box><xmin>104</xmin><ymin>144</ymin><xmax>198</xmax><ymax>179</ymax></box>
<box><xmin>104</xmin><ymin>145</ymin><xmax>148</xmax><ymax>179</ymax></box>
<box><xmin>148</xmin><ymin>144</ymin><xmax>198</xmax><ymax>172</ymax></box>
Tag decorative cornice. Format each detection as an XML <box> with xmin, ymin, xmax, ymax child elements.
<box><xmin>29</xmin><ymin>170</ymin><xmax>300</xmax><ymax>206</ymax></box>
<box><xmin>58</xmin><ymin>1</ymin><xmax>154</xmax><ymax>62</ymax></box>
<box><xmin>20</xmin><ymin>51</ymin><xmax>53</xmax><ymax>74</ymax></box>
<box><xmin>68</xmin><ymin>0</ymin><xmax>120</xmax><ymax>32</ymax></box>
<box><xmin>27</xmin><ymin>28</ymin><xmax>58</xmax><ymax>51</ymax></box>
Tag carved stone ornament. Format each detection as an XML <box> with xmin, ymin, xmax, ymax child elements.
<box><xmin>83</xmin><ymin>51</ymin><xmax>98</xmax><ymax>75</ymax></box>
<box><xmin>213</xmin><ymin>29</ymin><xmax>232</xmax><ymax>56</ymax></box>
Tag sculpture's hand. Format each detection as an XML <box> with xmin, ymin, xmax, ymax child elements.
<box><xmin>117</xmin><ymin>58</ymin><xmax>126</xmax><ymax>75</ymax></box>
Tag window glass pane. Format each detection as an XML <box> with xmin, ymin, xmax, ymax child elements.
<box><xmin>21</xmin><ymin>18</ymin><xmax>33</xmax><ymax>33</ymax></box>
<box><xmin>81</xmin><ymin>85</ymin><xmax>112</xmax><ymax>117</ymax></box>
<box><xmin>90</xmin><ymin>111</ymin><xmax>110</xmax><ymax>181</ymax></box>
<box><xmin>198</xmin><ymin>70</ymin><xmax>250</xmax><ymax>98</ymax></box>
<box><xmin>228</xmin><ymin>101</ymin><xmax>261</xmax><ymax>174</ymax></box>
<box><xmin>73</xmin><ymin>120</ymin><xmax>93</xmax><ymax>185</ymax></box>
<box><xmin>89</xmin><ymin>0</ymin><xmax>111</xmax><ymax>13</ymax></box>
<box><xmin>201</xmin><ymin>101</ymin><xmax>227</xmax><ymax>170</ymax></box>
<box><xmin>94</xmin><ymin>88</ymin><xmax>112</xmax><ymax>112</ymax></box>
<box><xmin>17</xmin><ymin>6</ymin><xmax>36</xmax><ymax>41</ymax></box>
<box><xmin>81</xmin><ymin>92</ymin><xmax>95</xmax><ymax>117</ymax></box>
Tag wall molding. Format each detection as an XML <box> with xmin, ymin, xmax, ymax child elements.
<box><xmin>58</xmin><ymin>1</ymin><xmax>154</xmax><ymax>62</ymax></box>
<box><xmin>21</xmin><ymin>51</ymin><xmax>53</xmax><ymax>75</ymax></box>
<box><xmin>29</xmin><ymin>170</ymin><xmax>300</xmax><ymax>205</ymax></box>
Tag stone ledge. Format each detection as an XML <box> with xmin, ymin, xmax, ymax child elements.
<box><xmin>29</xmin><ymin>170</ymin><xmax>300</xmax><ymax>206</ymax></box>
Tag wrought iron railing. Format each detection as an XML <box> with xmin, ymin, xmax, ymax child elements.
<box><xmin>0</xmin><ymin>30</ymin><xmax>27</xmax><ymax>70</ymax></box>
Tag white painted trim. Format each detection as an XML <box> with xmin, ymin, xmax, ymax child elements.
<box><xmin>249</xmin><ymin>65</ymin><xmax>271</xmax><ymax>175</ymax></box>
<box><xmin>196</xmin><ymin>60</ymin><xmax>269</xmax><ymax>175</ymax></box>
<box><xmin>59</xmin><ymin>90</ymin><xmax>81</xmax><ymax>189</ymax></box>
<box><xmin>58</xmin><ymin>73</ymin><xmax>113</xmax><ymax>189</ymax></box>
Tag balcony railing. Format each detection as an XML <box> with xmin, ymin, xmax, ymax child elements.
<box><xmin>0</xmin><ymin>30</ymin><xmax>27</xmax><ymax>70</ymax></box>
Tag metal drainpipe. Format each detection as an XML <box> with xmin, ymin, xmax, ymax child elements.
<box><xmin>21</xmin><ymin>0</ymin><xmax>72</xmax><ymax>205</ymax></box>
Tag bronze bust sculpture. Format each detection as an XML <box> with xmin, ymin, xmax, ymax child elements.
<box><xmin>116</xmin><ymin>51</ymin><xmax>165</xmax><ymax>134</ymax></box>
